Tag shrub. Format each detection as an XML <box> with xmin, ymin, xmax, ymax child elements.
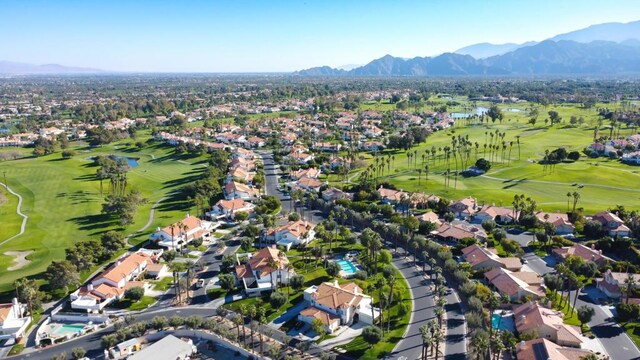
<box><xmin>362</xmin><ymin>326</ymin><xmax>383</xmax><ymax>347</ymax></box>
<box><xmin>124</xmin><ymin>286</ymin><xmax>145</xmax><ymax>302</ymax></box>
<box><xmin>269</xmin><ymin>291</ymin><xmax>288</xmax><ymax>309</ymax></box>
<box><xmin>353</xmin><ymin>271</ymin><xmax>368</xmax><ymax>280</ymax></box>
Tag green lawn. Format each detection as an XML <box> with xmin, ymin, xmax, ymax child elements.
<box><xmin>549</xmin><ymin>291</ymin><xmax>581</xmax><ymax>326</ymax></box>
<box><xmin>622</xmin><ymin>322</ymin><xmax>640</xmax><ymax>350</ymax></box>
<box><xmin>351</xmin><ymin>101</ymin><xmax>640</xmax><ymax>214</ymax></box>
<box><xmin>114</xmin><ymin>295</ymin><xmax>157</xmax><ymax>311</ymax></box>
<box><xmin>0</xmin><ymin>135</ymin><xmax>207</xmax><ymax>295</ymax></box>
<box><xmin>152</xmin><ymin>276</ymin><xmax>174</xmax><ymax>291</ymax></box>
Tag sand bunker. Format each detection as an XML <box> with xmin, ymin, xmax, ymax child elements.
<box><xmin>5</xmin><ymin>250</ymin><xmax>33</xmax><ymax>271</ymax></box>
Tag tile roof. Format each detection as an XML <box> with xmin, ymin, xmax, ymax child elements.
<box><xmin>0</xmin><ymin>304</ymin><xmax>13</xmax><ymax>322</ymax></box>
<box><xmin>98</xmin><ymin>253</ymin><xmax>150</xmax><ymax>284</ymax></box>
<box><xmin>514</xmin><ymin>302</ymin><xmax>583</xmax><ymax>345</ymax></box>
<box><xmin>300</xmin><ymin>306</ymin><xmax>340</xmax><ymax>326</ymax></box>
<box><xmin>312</xmin><ymin>281</ymin><xmax>363</xmax><ymax>310</ymax></box>
<box><xmin>161</xmin><ymin>215</ymin><xmax>204</xmax><ymax>237</ymax></box>
<box><xmin>248</xmin><ymin>247</ymin><xmax>289</xmax><ymax>277</ymax></box>
<box><xmin>516</xmin><ymin>338</ymin><xmax>592</xmax><ymax>360</ymax></box>
<box><xmin>485</xmin><ymin>268</ymin><xmax>544</xmax><ymax>298</ymax></box>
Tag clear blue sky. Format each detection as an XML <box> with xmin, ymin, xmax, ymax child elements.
<box><xmin>1</xmin><ymin>0</ymin><xmax>639</xmax><ymax>72</ymax></box>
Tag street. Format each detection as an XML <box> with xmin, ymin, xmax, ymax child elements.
<box><xmin>567</xmin><ymin>288</ymin><xmax>640</xmax><ymax>360</ymax></box>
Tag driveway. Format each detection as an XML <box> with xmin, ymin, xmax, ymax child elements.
<box><xmin>568</xmin><ymin>287</ymin><xmax>640</xmax><ymax>360</ymax></box>
<box><xmin>269</xmin><ymin>300</ymin><xmax>309</xmax><ymax>329</ymax></box>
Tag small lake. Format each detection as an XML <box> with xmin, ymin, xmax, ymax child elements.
<box><xmin>451</xmin><ymin>106</ymin><xmax>489</xmax><ymax>119</ymax></box>
<box><xmin>86</xmin><ymin>155</ymin><xmax>140</xmax><ymax>168</ymax></box>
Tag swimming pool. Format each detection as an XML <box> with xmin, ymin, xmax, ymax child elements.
<box><xmin>53</xmin><ymin>324</ymin><xmax>85</xmax><ymax>336</ymax></box>
<box><xmin>491</xmin><ymin>312</ymin><xmax>514</xmax><ymax>332</ymax></box>
<box><xmin>336</xmin><ymin>260</ymin><xmax>358</xmax><ymax>275</ymax></box>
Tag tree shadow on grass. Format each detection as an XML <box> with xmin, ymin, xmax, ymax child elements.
<box><xmin>155</xmin><ymin>197</ymin><xmax>191</xmax><ymax>213</ymax></box>
<box><xmin>73</xmin><ymin>174</ymin><xmax>97</xmax><ymax>182</ymax></box>
<box><xmin>161</xmin><ymin>173</ymin><xmax>203</xmax><ymax>189</ymax></box>
<box><xmin>67</xmin><ymin>213</ymin><xmax>115</xmax><ymax>232</ymax></box>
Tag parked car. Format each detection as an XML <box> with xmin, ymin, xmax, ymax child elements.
<box><xmin>196</xmin><ymin>279</ymin><xmax>206</xmax><ymax>288</ymax></box>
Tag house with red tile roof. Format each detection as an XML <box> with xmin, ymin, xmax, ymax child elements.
<box><xmin>597</xmin><ymin>270</ymin><xmax>640</xmax><ymax>299</ymax></box>
<box><xmin>150</xmin><ymin>215</ymin><xmax>216</xmax><ymax>250</ymax></box>
<box><xmin>435</xmin><ymin>223</ymin><xmax>487</xmax><ymax>243</ymax></box>
<box><xmin>474</xmin><ymin>205</ymin><xmax>518</xmax><ymax>224</ymax></box>
<box><xmin>299</xmin><ymin>280</ymin><xmax>378</xmax><ymax>333</ymax></box>
<box><xmin>416</xmin><ymin>212</ymin><xmax>442</xmax><ymax>227</ymax></box>
<box><xmin>321</xmin><ymin>187</ymin><xmax>353</xmax><ymax>202</ymax></box>
<box><xmin>461</xmin><ymin>244</ymin><xmax>522</xmax><ymax>271</ymax></box>
<box><xmin>291</xmin><ymin>167</ymin><xmax>321</xmax><ymax>180</ymax></box>
<box><xmin>235</xmin><ymin>247</ymin><xmax>293</xmax><ymax>296</ymax></box>
<box><xmin>264</xmin><ymin>220</ymin><xmax>315</xmax><ymax>250</ymax></box>
<box><xmin>552</xmin><ymin>243</ymin><xmax>611</xmax><ymax>266</ymax></box>
<box><xmin>0</xmin><ymin>299</ymin><xmax>30</xmax><ymax>340</ymax></box>
<box><xmin>224</xmin><ymin>181</ymin><xmax>261</xmax><ymax>201</ymax></box>
<box><xmin>448</xmin><ymin>196</ymin><xmax>478</xmax><ymax>219</ymax></box>
<box><xmin>485</xmin><ymin>267</ymin><xmax>544</xmax><ymax>301</ymax></box>
<box><xmin>514</xmin><ymin>302</ymin><xmax>584</xmax><ymax>348</ymax></box>
<box><xmin>536</xmin><ymin>212</ymin><xmax>575</xmax><ymax>235</ymax></box>
<box><xmin>592</xmin><ymin>211</ymin><xmax>631</xmax><ymax>237</ymax></box>
<box><xmin>516</xmin><ymin>339</ymin><xmax>593</xmax><ymax>360</ymax></box>
<box><xmin>377</xmin><ymin>186</ymin><xmax>408</xmax><ymax>205</ymax></box>
<box><xmin>208</xmin><ymin>198</ymin><xmax>255</xmax><ymax>220</ymax></box>
<box><xmin>70</xmin><ymin>251</ymin><xmax>156</xmax><ymax>311</ymax></box>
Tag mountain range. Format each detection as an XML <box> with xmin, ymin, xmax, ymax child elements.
<box><xmin>0</xmin><ymin>61</ymin><xmax>103</xmax><ymax>74</ymax></box>
<box><xmin>297</xmin><ymin>20</ymin><xmax>640</xmax><ymax>76</ymax></box>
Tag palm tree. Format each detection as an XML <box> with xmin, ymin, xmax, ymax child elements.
<box><xmin>420</xmin><ymin>325</ymin><xmax>433</xmax><ymax>360</ymax></box>
<box><xmin>471</xmin><ymin>331</ymin><xmax>490</xmax><ymax>360</ymax></box>
<box><xmin>570</xmin><ymin>276</ymin><xmax>584</xmax><ymax>316</ymax></box>
<box><xmin>623</xmin><ymin>274</ymin><xmax>638</xmax><ymax>304</ymax></box>
<box><xmin>258</xmin><ymin>308</ymin><xmax>267</xmax><ymax>355</ymax></box>
<box><xmin>232</xmin><ymin>314</ymin><xmax>243</xmax><ymax>344</ymax></box>
<box><xmin>432</xmin><ymin>321</ymin><xmax>444</xmax><ymax>360</ymax></box>
<box><xmin>238</xmin><ymin>304</ymin><xmax>248</xmax><ymax>345</ymax></box>
<box><xmin>566</xmin><ymin>192</ymin><xmax>572</xmax><ymax>212</ymax></box>
<box><xmin>572</xmin><ymin>191</ymin><xmax>581</xmax><ymax>212</ymax></box>
<box><xmin>267</xmin><ymin>258</ymin><xmax>279</xmax><ymax>290</ymax></box>
<box><xmin>387</xmin><ymin>274</ymin><xmax>397</xmax><ymax>333</ymax></box>
<box><xmin>247</xmin><ymin>305</ymin><xmax>257</xmax><ymax>352</ymax></box>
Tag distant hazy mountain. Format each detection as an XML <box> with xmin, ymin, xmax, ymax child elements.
<box><xmin>454</xmin><ymin>42</ymin><xmax>537</xmax><ymax>59</ymax></box>
<box><xmin>483</xmin><ymin>40</ymin><xmax>640</xmax><ymax>75</ymax></box>
<box><xmin>336</xmin><ymin>64</ymin><xmax>362</xmax><ymax>71</ymax></box>
<box><xmin>550</xmin><ymin>20</ymin><xmax>640</xmax><ymax>43</ymax></box>
<box><xmin>454</xmin><ymin>20</ymin><xmax>640</xmax><ymax>60</ymax></box>
<box><xmin>0</xmin><ymin>61</ymin><xmax>103</xmax><ymax>74</ymax></box>
<box><xmin>296</xmin><ymin>40</ymin><xmax>640</xmax><ymax>76</ymax></box>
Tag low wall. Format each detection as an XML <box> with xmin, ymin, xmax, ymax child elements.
<box><xmin>51</xmin><ymin>312</ymin><xmax>109</xmax><ymax>323</ymax></box>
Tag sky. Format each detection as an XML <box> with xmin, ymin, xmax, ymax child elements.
<box><xmin>1</xmin><ymin>0</ymin><xmax>639</xmax><ymax>72</ymax></box>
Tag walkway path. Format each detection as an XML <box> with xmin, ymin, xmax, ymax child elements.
<box><xmin>0</xmin><ymin>182</ymin><xmax>28</xmax><ymax>246</ymax></box>
<box><xmin>124</xmin><ymin>194</ymin><xmax>168</xmax><ymax>247</ymax></box>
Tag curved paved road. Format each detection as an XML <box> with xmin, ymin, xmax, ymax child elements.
<box><xmin>390</xmin><ymin>251</ymin><xmax>467</xmax><ymax>360</ymax></box>
<box><xmin>391</xmin><ymin>253</ymin><xmax>436</xmax><ymax>360</ymax></box>
<box><xmin>0</xmin><ymin>182</ymin><xmax>28</xmax><ymax>246</ymax></box>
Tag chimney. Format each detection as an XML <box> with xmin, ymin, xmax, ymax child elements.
<box><xmin>186</xmin><ymin>213</ymin><xmax>190</xmax><ymax>218</ymax></box>
<box><xmin>116</xmin><ymin>260</ymin><xmax>122</xmax><ymax>267</ymax></box>
<box><xmin>519</xmin><ymin>341</ymin><xmax>526</xmax><ymax>350</ymax></box>
<box><xmin>88</xmin><ymin>284</ymin><xmax>94</xmax><ymax>291</ymax></box>
<box><xmin>334</xmin><ymin>280</ymin><xmax>339</xmax><ymax>288</ymax></box>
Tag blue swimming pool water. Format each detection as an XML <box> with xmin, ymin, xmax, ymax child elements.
<box><xmin>336</xmin><ymin>260</ymin><xmax>357</xmax><ymax>275</ymax></box>
<box><xmin>53</xmin><ymin>324</ymin><xmax>85</xmax><ymax>335</ymax></box>
<box><xmin>491</xmin><ymin>313</ymin><xmax>514</xmax><ymax>331</ymax></box>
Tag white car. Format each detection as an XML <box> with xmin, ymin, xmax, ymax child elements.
<box><xmin>196</xmin><ymin>279</ymin><xmax>206</xmax><ymax>288</ymax></box>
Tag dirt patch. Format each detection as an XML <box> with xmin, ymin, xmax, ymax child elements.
<box><xmin>5</xmin><ymin>250</ymin><xmax>33</xmax><ymax>271</ymax></box>
<box><xmin>0</xmin><ymin>192</ymin><xmax>6</xmax><ymax>205</ymax></box>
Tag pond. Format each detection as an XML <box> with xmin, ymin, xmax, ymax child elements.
<box><xmin>86</xmin><ymin>155</ymin><xmax>140</xmax><ymax>168</ymax></box>
<box><xmin>451</xmin><ymin>106</ymin><xmax>489</xmax><ymax>119</ymax></box>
